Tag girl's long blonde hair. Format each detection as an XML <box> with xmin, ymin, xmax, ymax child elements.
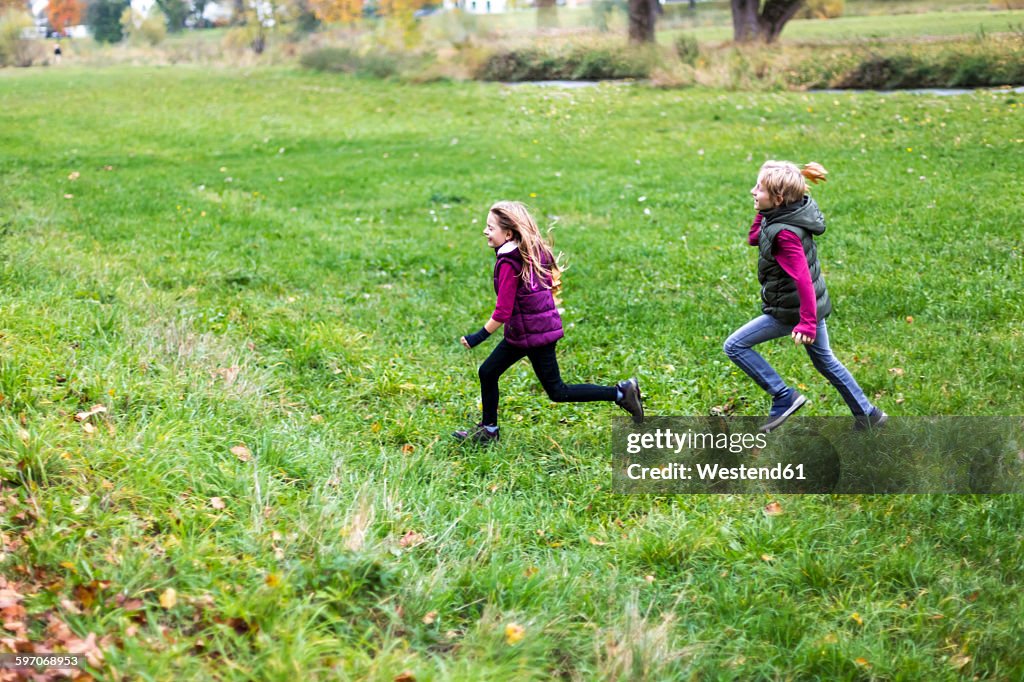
<box><xmin>489</xmin><ymin>201</ymin><xmax>562</xmax><ymax>294</ymax></box>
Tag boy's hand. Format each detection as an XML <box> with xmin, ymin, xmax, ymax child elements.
<box><xmin>460</xmin><ymin>336</ymin><xmax>471</xmax><ymax>349</ymax></box>
<box><xmin>791</xmin><ymin>331</ymin><xmax>814</xmax><ymax>345</ymax></box>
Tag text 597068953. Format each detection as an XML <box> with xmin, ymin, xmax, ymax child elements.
<box><xmin>0</xmin><ymin>653</ymin><xmax>83</xmax><ymax>670</ymax></box>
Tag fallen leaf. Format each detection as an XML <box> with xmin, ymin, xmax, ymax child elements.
<box><xmin>121</xmin><ymin>598</ymin><xmax>144</xmax><ymax>612</ymax></box>
<box><xmin>905</xmin><ymin>316</ymin><xmax>914</xmax><ymax>323</ymax></box>
<box><xmin>644</xmin><ymin>575</ymin><xmax>655</xmax><ymax>584</ymax></box>
<box><xmin>588</xmin><ymin>536</ymin><xmax>606</xmax><ymax>546</ymax></box>
<box><xmin>854</xmin><ymin>657</ymin><xmax>871</xmax><ymax>668</ymax></box>
<box><xmin>401</xmin><ymin>444</ymin><xmax>415</xmax><ymax>455</ymax></box>
<box><xmin>504</xmin><ymin>623</ymin><xmax>525</xmax><ymax>645</ymax></box>
<box><xmin>394</xmin><ymin>672</ymin><xmax>416</xmax><ymax>682</ymax></box>
<box><xmin>63</xmin><ymin>631</ymin><xmax>105</xmax><ymax>668</ymax></box>
<box><xmin>159</xmin><ymin>588</ymin><xmax>177</xmax><ymax>609</ymax></box>
<box><xmin>949</xmin><ymin>653</ymin><xmax>971</xmax><ymax>669</ymax></box>
<box><xmin>763</xmin><ymin>501</ymin><xmax>784</xmax><ymax>516</ymax></box>
<box><xmin>398</xmin><ymin>531</ymin><xmax>425</xmax><ymax>549</ymax></box>
<box><xmin>213</xmin><ymin>366</ymin><xmax>240</xmax><ymax>386</ymax></box>
<box><xmin>74</xmin><ymin>405</ymin><xmax>107</xmax><ymax>422</ymax></box>
<box><xmin>265</xmin><ymin>573</ymin><xmax>281</xmax><ymax>588</ymax></box>
<box><xmin>888</xmin><ymin>367</ymin><xmax>905</xmax><ymax>376</ymax></box>
<box><xmin>60</xmin><ymin>598</ymin><xmax>82</xmax><ymax>614</ymax></box>
<box><xmin>210</xmin><ymin>497</ymin><xmax>226</xmax><ymax>510</ymax></box>
<box><xmin>230</xmin><ymin>445</ymin><xmax>252</xmax><ymax>462</ymax></box>
<box><xmin>73</xmin><ymin>582</ymin><xmax>102</xmax><ymax>609</ymax></box>
<box><xmin>760</xmin><ymin>553</ymin><xmax>774</xmax><ymax>562</ymax></box>
<box><xmin>68</xmin><ymin>172</ymin><xmax>80</xmax><ymax>181</ymax></box>
<box><xmin>850</xmin><ymin>612</ymin><xmax>863</xmax><ymax>625</ymax></box>
<box><xmin>422</xmin><ymin>611</ymin><xmax>437</xmax><ymax>625</ymax></box>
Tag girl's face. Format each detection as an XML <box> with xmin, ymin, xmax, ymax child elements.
<box><xmin>751</xmin><ymin>178</ymin><xmax>780</xmax><ymax>211</ymax></box>
<box><xmin>484</xmin><ymin>213</ymin><xmax>514</xmax><ymax>249</ymax></box>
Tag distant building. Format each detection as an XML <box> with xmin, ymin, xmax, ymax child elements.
<box><xmin>442</xmin><ymin>0</ymin><xmax>509</xmax><ymax>15</ymax></box>
<box><xmin>440</xmin><ymin>0</ymin><xmax>587</xmax><ymax>14</ymax></box>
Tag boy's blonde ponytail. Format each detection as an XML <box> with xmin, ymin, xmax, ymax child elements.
<box><xmin>801</xmin><ymin>162</ymin><xmax>828</xmax><ymax>185</ymax></box>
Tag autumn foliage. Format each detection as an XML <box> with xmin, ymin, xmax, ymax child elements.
<box><xmin>309</xmin><ymin>0</ymin><xmax>363</xmax><ymax>25</ymax></box>
<box><xmin>47</xmin><ymin>0</ymin><xmax>83</xmax><ymax>32</ymax></box>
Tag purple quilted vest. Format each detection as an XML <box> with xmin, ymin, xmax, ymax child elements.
<box><xmin>494</xmin><ymin>248</ymin><xmax>564</xmax><ymax>349</ymax></box>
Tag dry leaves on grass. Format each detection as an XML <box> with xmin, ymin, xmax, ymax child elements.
<box><xmin>398</xmin><ymin>531</ymin><xmax>425</xmax><ymax>549</ymax></box>
<box><xmin>212</xmin><ymin>366</ymin><xmax>241</xmax><ymax>387</ymax></box>
<box><xmin>763</xmin><ymin>501</ymin><xmax>784</xmax><ymax>516</ymax></box>
<box><xmin>504</xmin><ymin>623</ymin><xmax>525</xmax><ymax>645</ymax></box>
<box><xmin>0</xmin><ymin>579</ymin><xmax>109</xmax><ymax>679</ymax></box>
<box><xmin>158</xmin><ymin>588</ymin><xmax>177</xmax><ymax>609</ymax></box>
<box><xmin>230</xmin><ymin>445</ymin><xmax>252</xmax><ymax>462</ymax></box>
<box><xmin>74</xmin><ymin>405</ymin><xmax>107</xmax><ymax>422</ymax></box>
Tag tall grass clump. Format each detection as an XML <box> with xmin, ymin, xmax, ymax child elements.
<box><xmin>476</xmin><ymin>41</ymin><xmax>658</xmax><ymax>81</ymax></box>
<box><xmin>0</xmin><ymin>9</ymin><xmax>35</xmax><ymax>67</ymax></box>
<box><xmin>301</xmin><ymin>45</ymin><xmax>411</xmax><ymax>78</ymax></box>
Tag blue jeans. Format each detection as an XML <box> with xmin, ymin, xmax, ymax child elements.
<box><xmin>723</xmin><ymin>315</ymin><xmax>874</xmax><ymax>416</ymax></box>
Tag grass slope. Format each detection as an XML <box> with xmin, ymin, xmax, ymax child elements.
<box><xmin>1</xmin><ymin>67</ymin><xmax>1023</xmax><ymax>679</ymax></box>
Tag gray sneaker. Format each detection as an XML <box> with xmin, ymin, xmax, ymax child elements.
<box><xmin>615</xmin><ymin>378</ymin><xmax>644</xmax><ymax>424</ymax></box>
<box><xmin>854</xmin><ymin>408</ymin><xmax>888</xmax><ymax>431</ymax></box>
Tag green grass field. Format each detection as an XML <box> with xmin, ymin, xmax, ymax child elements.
<box><xmin>1</xmin><ymin>66</ymin><xmax>1023</xmax><ymax>679</ymax></box>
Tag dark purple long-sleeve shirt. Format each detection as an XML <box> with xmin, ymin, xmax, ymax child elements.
<box><xmin>492</xmin><ymin>260</ymin><xmax>519</xmax><ymax>324</ymax></box>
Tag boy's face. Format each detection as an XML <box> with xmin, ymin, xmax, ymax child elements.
<box><xmin>751</xmin><ymin>178</ymin><xmax>779</xmax><ymax>212</ymax></box>
<box><xmin>484</xmin><ymin>213</ymin><xmax>513</xmax><ymax>249</ymax></box>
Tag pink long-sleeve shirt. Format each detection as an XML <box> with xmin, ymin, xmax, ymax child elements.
<box><xmin>748</xmin><ymin>213</ymin><xmax>819</xmax><ymax>338</ymax></box>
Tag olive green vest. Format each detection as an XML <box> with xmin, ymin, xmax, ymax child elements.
<box><xmin>756</xmin><ymin>198</ymin><xmax>832</xmax><ymax>325</ymax></box>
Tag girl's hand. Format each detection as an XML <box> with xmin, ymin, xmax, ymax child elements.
<box><xmin>791</xmin><ymin>331</ymin><xmax>814</xmax><ymax>345</ymax></box>
<box><xmin>460</xmin><ymin>336</ymin><xmax>471</xmax><ymax>349</ymax></box>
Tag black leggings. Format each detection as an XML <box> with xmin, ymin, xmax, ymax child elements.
<box><xmin>478</xmin><ymin>339</ymin><xmax>616</xmax><ymax>426</ymax></box>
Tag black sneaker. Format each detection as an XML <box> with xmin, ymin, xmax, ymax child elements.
<box><xmin>453</xmin><ymin>423</ymin><xmax>500</xmax><ymax>444</ymax></box>
<box><xmin>616</xmin><ymin>377</ymin><xmax>645</xmax><ymax>424</ymax></box>
<box><xmin>854</xmin><ymin>407</ymin><xmax>888</xmax><ymax>431</ymax></box>
<box><xmin>760</xmin><ymin>390</ymin><xmax>807</xmax><ymax>433</ymax></box>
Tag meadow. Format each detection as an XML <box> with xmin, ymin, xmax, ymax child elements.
<box><xmin>1</xmin><ymin>66</ymin><xmax>1023</xmax><ymax>679</ymax></box>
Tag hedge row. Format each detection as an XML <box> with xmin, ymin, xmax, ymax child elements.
<box><xmin>301</xmin><ymin>35</ymin><xmax>1024</xmax><ymax>90</ymax></box>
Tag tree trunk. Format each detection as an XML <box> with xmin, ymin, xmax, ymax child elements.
<box><xmin>731</xmin><ymin>0</ymin><xmax>804</xmax><ymax>43</ymax></box>
<box><xmin>536</xmin><ymin>0</ymin><xmax>558</xmax><ymax>29</ymax></box>
<box><xmin>730</xmin><ymin>0</ymin><xmax>760</xmax><ymax>43</ymax></box>
<box><xmin>628</xmin><ymin>0</ymin><xmax>660</xmax><ymax>44</ymax></box>
<box><xmin>759</xmin><ymin>0</ymin><xmax>806</xmax><ymax>43</ymax></box>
